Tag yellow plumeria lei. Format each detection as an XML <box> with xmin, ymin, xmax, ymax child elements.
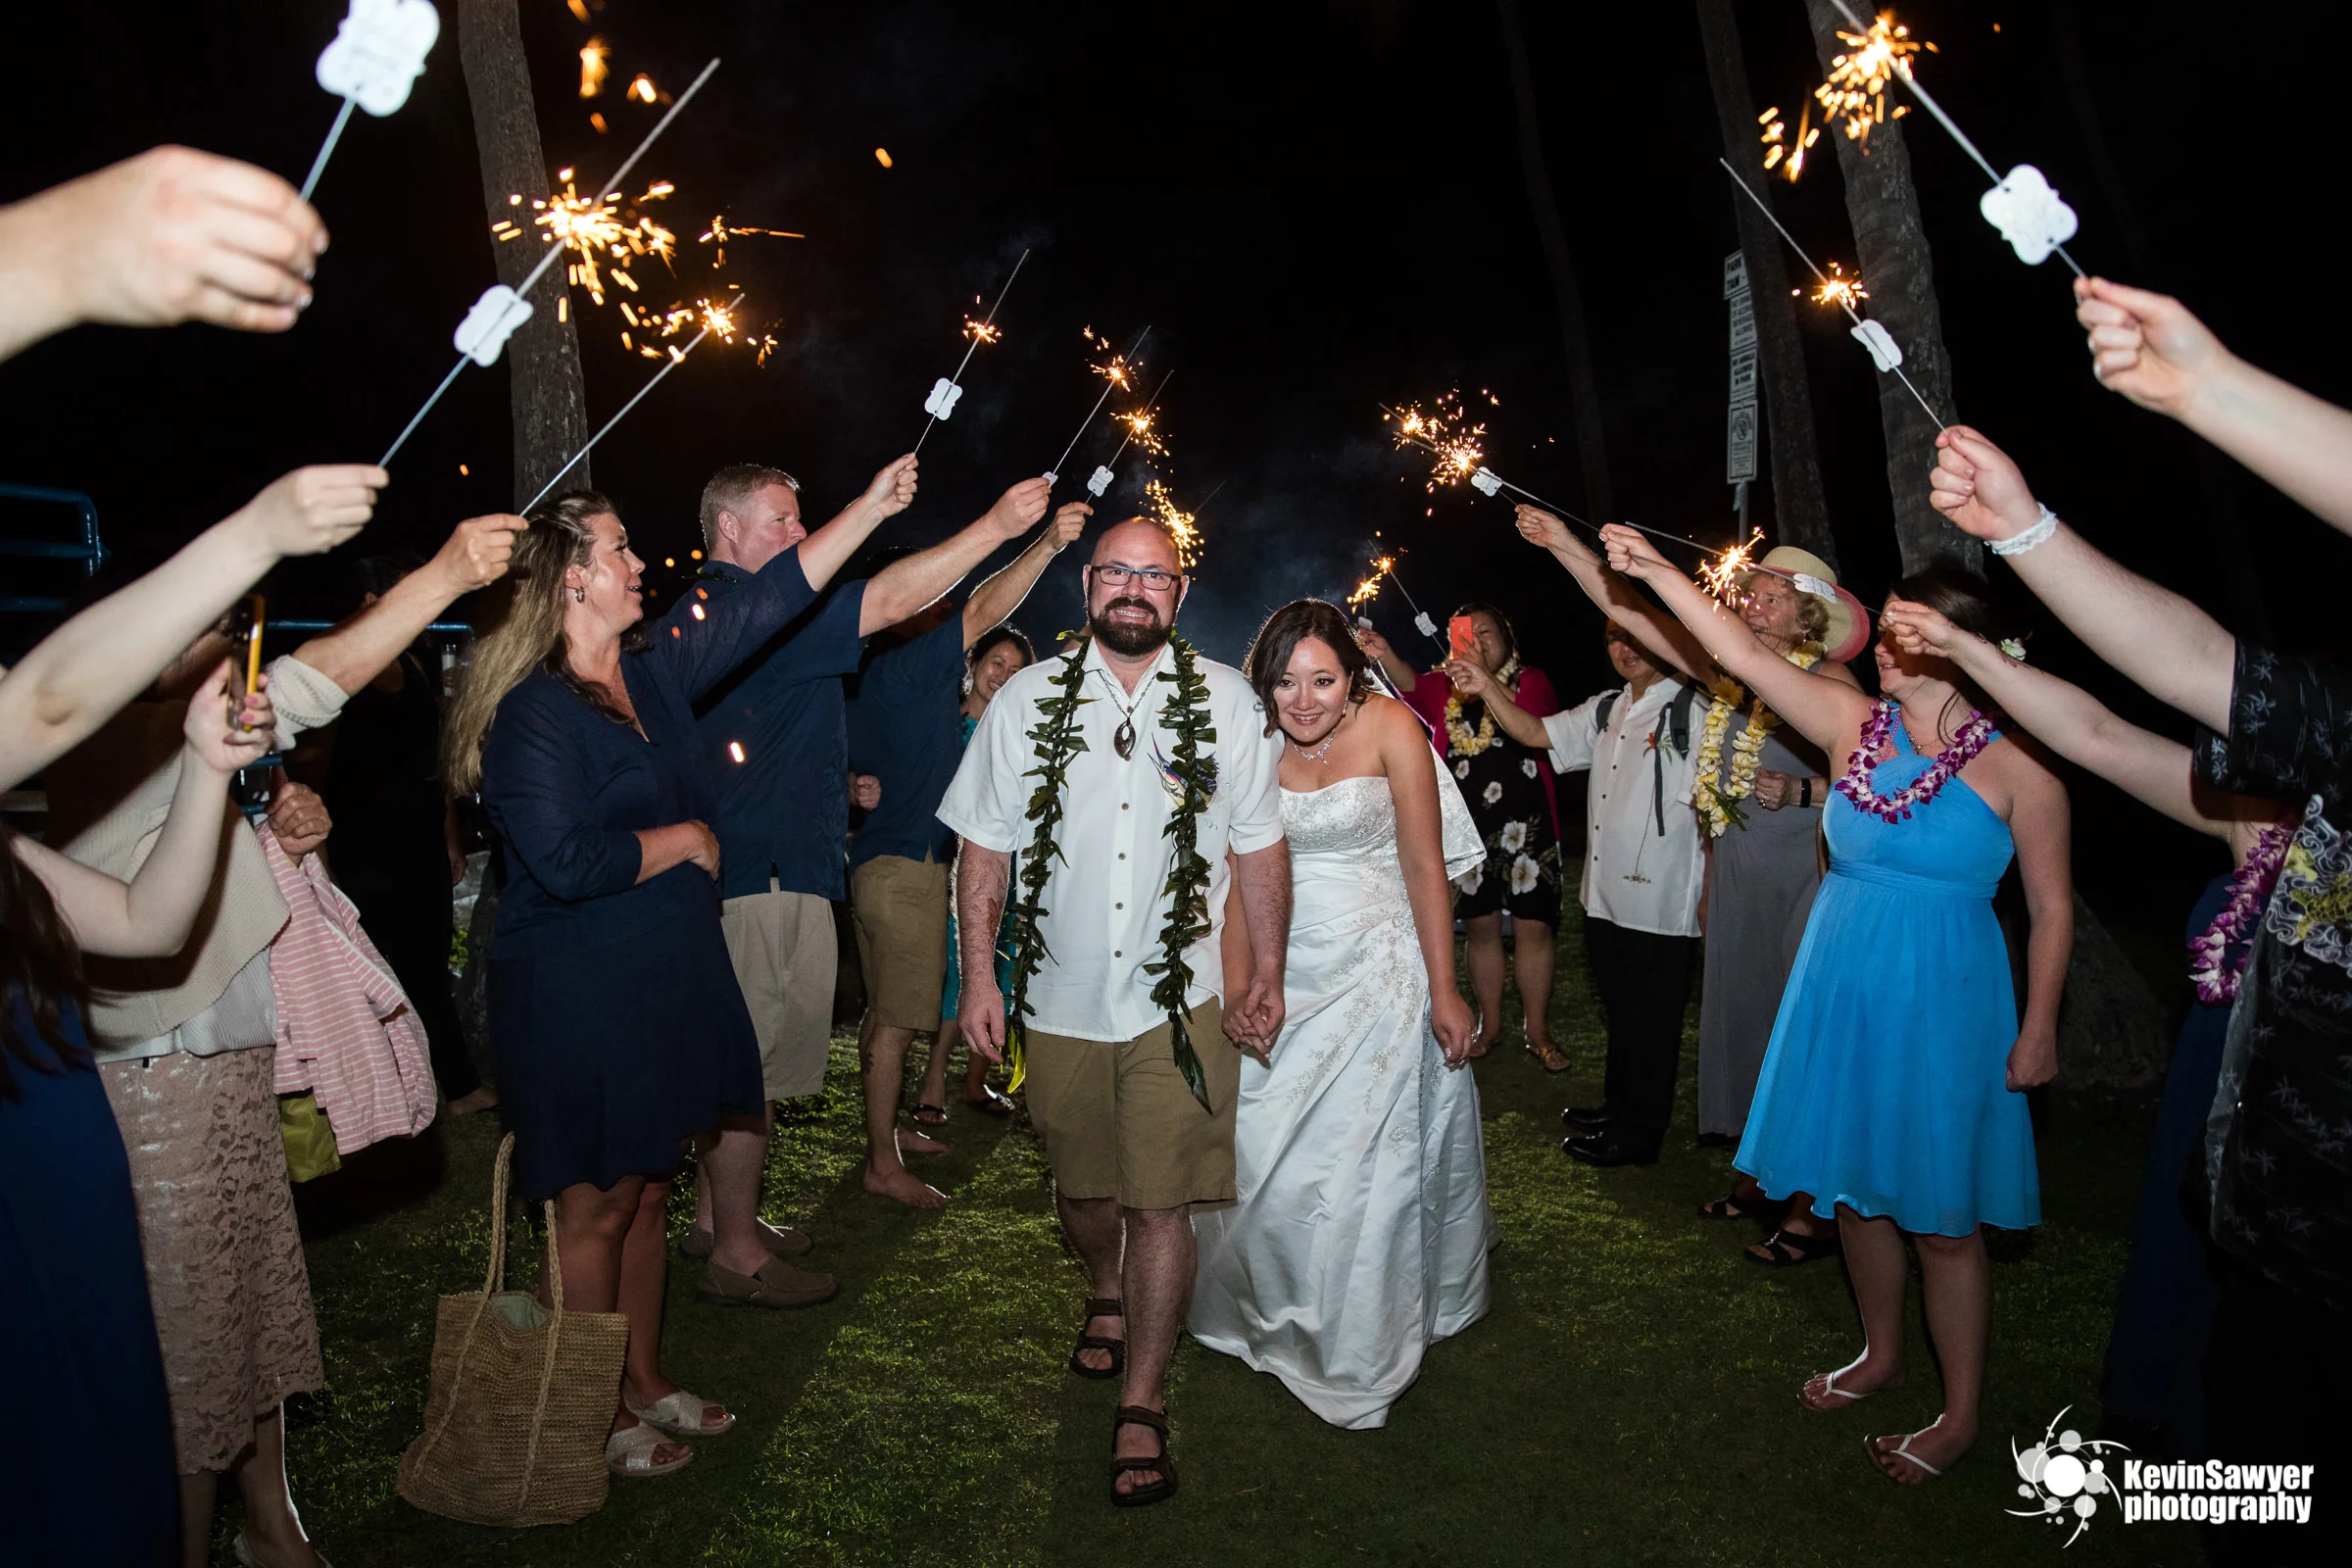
<box><xmin>1690</xmin><ymin>644</ymin><xmax>1823</xmax><ymax>837</ymax></box>
<box><xmin>1444</xmin><ymin>654</ymin><xmax>1523</xmax><ymax>757</ymax></box>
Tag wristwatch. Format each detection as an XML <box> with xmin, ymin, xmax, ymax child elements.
<box><xmin>1798</xmin><ymin>777</ymin><xmax>1813</xmax><ymax>808</ymax></box>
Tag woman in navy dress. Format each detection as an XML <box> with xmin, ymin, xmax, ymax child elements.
<box><xmin>1877</xmin><ymin>597</ymin><xmax>2292</xmax><ymax>1457</ymax></box>
<box><xmin>1603</xmin><ymin>527</ymin><xmax>2074</xmax><ymax>1488</ymax></box>
<box><xmin>441</xmin><ymin>475</ymin><xmax>906</xmax><ymax>1479</ymax></box>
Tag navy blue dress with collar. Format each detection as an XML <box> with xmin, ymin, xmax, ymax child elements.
<box><xmin>481</xmin><ymin>548</ymin><xmax>816</xmax><ymax>1199</ymax></box>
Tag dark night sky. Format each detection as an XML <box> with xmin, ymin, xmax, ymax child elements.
<box><xmin>4</xmin><ymin>0</ymin><xmax>2348</xmax><ymax>915</ymax></box>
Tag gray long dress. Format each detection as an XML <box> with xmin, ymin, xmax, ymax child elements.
<box><xmin>1695</xmin><ymin>725</ymin><xmax>1829</xmax><ymax>1136</ymax></box>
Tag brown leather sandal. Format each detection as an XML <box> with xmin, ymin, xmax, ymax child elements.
<box><xmin>1109</xmin><ymin>1405</ymin><xmax>1178</xmax><ymax>1507</ymax></box>
<box><xmin>1068</xmin><ymin>1297</ymin><xmax>1125</xmax><ymax>1380</ymax></box>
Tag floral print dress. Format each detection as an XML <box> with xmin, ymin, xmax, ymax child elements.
<box><xmin>1409</xmin><ymin>666</ymin><xmax>1563</xmax><ymax>926</ymax></box>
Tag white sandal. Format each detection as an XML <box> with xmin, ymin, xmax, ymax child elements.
<box><xmin>628</xmin><ymin>1388</ymin><xmax>736</xmax><ymax>1438</ymax></box>
<box><xmin>1868</xmin><ymin>1418</ymin><xmax>1947</xmax><ymax>1481</ymax></box>
<box><xmin>1802</xmin><ymin>1355</ymin><xmax>1903</xmax><ymax>1408</ymax></box>
<box><xmin>606</xmin><ymin>1422</ymin><xmax>694</xmax><ymax>1478</ymax></box>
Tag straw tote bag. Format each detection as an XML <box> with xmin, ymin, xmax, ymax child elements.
<box><xmin>396</xmin><ymin>1134</ymin><xmax>630</xmax><ymax>1525</ymax></box>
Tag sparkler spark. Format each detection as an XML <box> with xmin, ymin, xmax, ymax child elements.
<box><xmin>1112</xmin><ymin>407</ymin><xmax>1165</xmax><ymax>459</ymax></box>
<box><xmin>695</xmin><ymin>215</ymin><xmax>804</xmax><ymax>269</ymax></box>
<box><xmin>1348</xmin><ymin>555</ymin><xmax>1397</xmax><ymax>611</ymax></box>
<box><xmin>1086</xmin><ymin>327</ymin><xmax>1137</xmax><ymax>393</ymax></box>
<box><xmin>579</xmin><ymin>39</ymin><xmax>608</xmax><ymax>98</ymax></box>
<box><xmin>1385</xmin><ymin>393</ymin><xmax>1487</xmax><ymax>492</ymax></box>
<box><xmin>962</xmin><ymin>315</ymin><xmax>1002</xmax><ymax>345</ymax></box>
<box><xmin>514</xmin><ymin>173</ymin><xmax>677</xmax><ymax>310</ymax></box>
<box><xmin>1144</xmin><ymin>478</ymin><xmax>1201</xmax><ymax>568</ymax></box>
<box><xmin>629</xmin><ymin>74</ymin><xmax>661</xmax><ymax>105</ymax></box>
<box><xmin>1817</xmin><ymin>10</ymin><xmax>1927</xmax><ymax>151</ymax></box>
<box><xmin>1699</xmin><ymin>528</ymin><xmax>1767</xmax><ymax>601</ymax></box>
<box><xmin>1811</xmin><ymin>262</ymin><xmax>1868</xmax><ymax>310</ymax></box>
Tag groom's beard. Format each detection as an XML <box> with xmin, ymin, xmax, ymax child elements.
<box><xmin>1090</xmin><ymin>595</ymin><xmax>1171</xmax><ymax>658</ymax></box>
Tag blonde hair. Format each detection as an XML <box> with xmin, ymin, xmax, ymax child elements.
<box><xmin>699</xmin><ymin>464</ymin><xmax>798</xmax><ymax>551</ymax></box>
<box><xmin>1738</xmin><ymin>569</ymin><xmax>1831</xmax><ymax>641</ymax></box>
<box><xmin>442</xmin><ymin>492</ymin><xmax>617</xmax><ymax>792</ymax></box>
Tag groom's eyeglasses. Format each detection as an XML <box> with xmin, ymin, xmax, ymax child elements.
<box><xmin>1093</xmin><ymin>563</ymin><xmax>1183</xmax><ymax>593</ymax></box>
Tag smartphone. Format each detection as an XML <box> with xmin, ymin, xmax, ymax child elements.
<box><xmin>1447</xmin><ymin>614</ymin><xmax>1478</xmax><ymax>663</ymax></box>
<box><xmin>243</xmin><ymin>594</ymin><xmax>267</xmax><ymax>698</ymax></box>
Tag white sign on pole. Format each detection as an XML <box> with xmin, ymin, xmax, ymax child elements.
<box><xmin>1726</xmin><ymin>251</ymin><xmax>1759</xmax><ymax>484</ymax></box>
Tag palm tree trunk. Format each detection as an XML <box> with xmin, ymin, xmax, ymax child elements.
<box><xmin>1695</xmin><ymin>0</ymin><xmax>1837</xmax><ymax>565</ymax></box>
<box><xmin>1801</xmin><ymin>0</ymin><xmax>1976</xmax><ymax>574</ymax></box>
<box><xmin>1494</xmin><ymin>0</ymin><xmax>1614</xmax><ymax>524</ymax></box>
<box><xmin>457</xmin><ymin>0</ymin><xmax>591</xmax><ymax>511</ymax></box>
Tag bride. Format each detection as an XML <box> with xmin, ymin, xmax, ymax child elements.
<box><xmin>1192</xmin><ymin>598</ymin><xmax>1494</xmax><ymax>1429</ymax></box>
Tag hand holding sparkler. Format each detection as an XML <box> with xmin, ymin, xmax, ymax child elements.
<box><xmin>2072</xmin><ymin>277</ymin><xmax>2228</xmax><ymax>419</ymax></box>
<box><xmin>1042</xmin><ymin>501</ymin><xmax>1091</xmax><ymax>553</ymax></box>
<box><xmin>857</xmin><ymin>454</ymin><xmax>922</xmax><ymax>523</ymax></box>
<box><xmin>1512</xmin><ymin>504</ymin><xmax>1591</xmax><ymax>561</ymax></box>
<box><xmin>427</xmin><ymin>512</ymin><xmax>529</xmax><ymax>593</ymax></box>
<box><xmin>185</xmin><ymin>660</ymin><xmax>276</xmax><ymax>777</ymax></box>
<box><xmin>980</xmin><ymin>477</ymin><xmax>1054</xmax><ymax>544</ymax></box>
<box><xmin>0</xmin><ymin>148</ymin><xmax>327</xmax><ymax>360</ymax></box>
<box><xmin>1879</xmin><ymin>596</ymin><xmax>1965</xmax><ymax>662</ymax></box>
<box><xmin>1928</xmin><ymin>425</ymin><xmax>2046</xmax><ymax>546</ymax></box>
<box><xmin>238</xmin><ymin>465</ymin><xmax>388</xmax><ymax>557</ymax></box>
<box><xmin>1597</xmin><ymin>523</ymin><xmax>1676</xmax><ymax>584</ymax></box>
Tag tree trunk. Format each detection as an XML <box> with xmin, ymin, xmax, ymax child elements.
<box><xmin>1694</xmin><ymin>0</ymin><xmax>1837</xmax><ymax>565</ymax></box>
<box><xmin>457</xmin><ymin>0</ymin><xmax>591</xmax><ymax>511</ymax></box>
<box><xmin>1494</xmin><ymin>0</ymin><xmax>1614</xmax><ymax>524</ymax></box>
<box><xmin>1801</xmin><ymin>0</ymin><xmax>1976</xmax><ymax>574</ymax></box>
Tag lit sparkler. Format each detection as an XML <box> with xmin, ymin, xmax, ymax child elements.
<box><xmin>1699</xmin><ymin>528</ymin><xmax>1766</xmax><ymax>601</ymax></box>
<box><xmin>500</xmin><ymin>171</ymin><xmax>677</xmax><ymax>308</ymax></box>
<box><xmin>1143</xmin><ymin>478</ymin><xmax>1201</xmax><ymax>568</ymax></box>
<box><xmin>1046</xmin><ymin>324</ymin><xmax>1152</xmax><ymax>484</ymax></box>
<box><xmin>914</xmin><ymin>248</ymin><xmax>1029</xmax><ymax>452</ymax></box>
<box><xmin>1816</xmin><ymin>10</ymin><xmax>1929</xmax><ymax>150</ymax></box>
<box><xmin>1384</xmin><ymin>393</ymin><xmax>1487</xmax><ymax>492</ymax></box>
<box><xmin>1811</xmin><ymin>262</ymin><xmax>1867</xmax><ymax>311</ymax></box>
<box><xmin>697</xmin><ymin>215</ymin><xmax>804</xmax><ymax>269</ymax></box>
<box><xmin>379</xmin><ymin>57</ymin><xmax>721</xmax><ymax>467</ymax></box>
<box><xmin>1348</xmin><ymin>555</ymin><xmax>1397</xmax><ymax>611</ymax></box>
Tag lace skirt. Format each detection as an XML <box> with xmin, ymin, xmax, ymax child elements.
<box><xmin>102</xmin><ymin>1046</ymin><xmax>324</xmax><ymax>1473</ymax></box>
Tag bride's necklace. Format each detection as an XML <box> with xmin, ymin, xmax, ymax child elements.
<box><xmin>1094</xmin><ymin>668</ymin><xmax>1148</xmax><ymax>760</ymax></box>
<box><xmin>1291</xmin><ymin>712</ymin><xmax>1344</xmax><ymax>764</ymax></box>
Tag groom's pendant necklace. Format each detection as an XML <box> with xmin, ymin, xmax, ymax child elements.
<box><xmin>1095</xmin><ymin>669</ymin><xmax>1146</xmax><ymax>760</ymax></box>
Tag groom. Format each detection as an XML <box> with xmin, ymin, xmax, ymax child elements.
<box><xmin>939</xmin><ymin>514</ymin><xmax>1290</xmax><ymax>1505</ymax></box>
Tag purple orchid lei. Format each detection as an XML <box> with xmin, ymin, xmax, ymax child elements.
<box><xmin>1833</xmin><ymin>699</ymin><xmax>1996</xmax><ymax>822</ymax></box>
<box><xmin>2187</xmin><ymin>819</ymin><xmax>2294</xmax><ymax>1005</ymax></box>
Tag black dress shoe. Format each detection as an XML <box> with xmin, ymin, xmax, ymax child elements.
<box><xmin>1561</xmin><ymin>1130</ymin><xmax>1661</xmax><ymax>1166</ymax></box>
<box><xmin>1561</xmin><ymin>1103</ymin><xmax>1612</xmax><ymax>1130</ymax></box>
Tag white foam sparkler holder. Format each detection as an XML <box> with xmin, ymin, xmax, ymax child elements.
<box><xmin>1469</xmin><ymin>467</ymin><xmax>1503</xmax><ymax>498</ymax></box>
<box><xmin>923</xmin><ymin>377</ymin><xmax>963</xmax><ymax>418</ymax></box>
<box><xmin>1087</xmin><ymin>466</ymin><xmax>1115</xmax><ymax>498</ymax></box>
<box><xmin>1849</xmin><ymin>318</ymin><xmax>1903</xmax><ymax>372</ymax></box>
<box><xmin>454</xmin><ymin>284</ymin><xmax>532</xmax><ymax>367</ymax></box>
<box><xmin>317</xmin><ymin>0</ymin><xmax>441</xmax><ymax>116</ymax></box>
<box><xmin>1979</xmin><ymin>165</ymin><xmax>2079</xmax><ymax>267</ymax></box>
<box><xmin>1413</xmin><ymin>612</ymin><xmax>1439</xmax><ymax>639</ymax></box>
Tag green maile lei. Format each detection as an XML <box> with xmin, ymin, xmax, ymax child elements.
<box><xmin>1004</xmin><ymin>634</ymin><xmax>1221</xmax><ymax>1112</ymax></box>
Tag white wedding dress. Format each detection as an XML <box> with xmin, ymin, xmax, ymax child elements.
<box><xmin>1190</xmin><ymin>757</ymin><xmax>1495</xmax><ymax>1429</ymax></box>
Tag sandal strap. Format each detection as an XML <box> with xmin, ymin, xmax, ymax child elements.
<box><xmin>1112</xmin><ymin>1404</ymin><xmax>1168</xmax><ymax>1438</ymax></box>
<box><xmin>1082</xmin><ymin>1297</ymin><xmax>1125</xmax><ymax>1319</ymax></box>
<box><xmin>1074</xmin><ymin>1333</ymin><xmax>1123</xmax><ymax>1352</ymax></box>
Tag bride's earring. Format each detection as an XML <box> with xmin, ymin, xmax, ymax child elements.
<box><xmin>571</xmin><ymin>585</ymin><xmax>586</xmax><ymax>603</ymax></box>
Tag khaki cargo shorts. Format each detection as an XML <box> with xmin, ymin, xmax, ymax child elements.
<box><xmin>1021</xmin><ymin>998</ymin><xmax>1240</xmax><ymax>1210</ymax></box>
<box><xmin>849</xmin><ymin>854</ymin><xmax>950</xmax><ymax>1033</ymax></box>
<box><xmin>719</xmin><ymin>886</ymin><xmax>836</xmax><ymax>1101</ymax></box>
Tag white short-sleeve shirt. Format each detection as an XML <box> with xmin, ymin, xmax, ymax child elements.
<box><xmin>1543</xmin><ymin>676</ymin><xmax>1705</xmax><ymax>938</ymax></box>
<box><xmin>937</xmin><ymin>637</ymin><xmax>1286</xmax><ymax>1043</ymax></box>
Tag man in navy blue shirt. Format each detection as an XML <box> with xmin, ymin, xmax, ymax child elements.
<box><xmin>848</xmin><ymin>501</ymin><xmax>1088</xmax><ymax>1206</ymax></box>
<box><xmin>685</xmin><ymin>461</ymin><xmax>1056</xmax><ymax>1302</ymax></box>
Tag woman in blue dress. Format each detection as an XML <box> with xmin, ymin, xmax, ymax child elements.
<box><xmin>1879</xmin><ymin>595</ymin><xmax>2291</xmax><ymax>1458</ymax></box>
<box><xmin>1602</xmin><ymin>526</ymin><xmax>2073</xmax><ymax>1486</ymax></box>
<box><xmin>441</xmin><ymin>470</ymin><xmax>907</xmax><ymax>1479</ymax></box>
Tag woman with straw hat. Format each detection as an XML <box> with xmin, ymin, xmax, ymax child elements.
<box><xmin>1514</xmin><ymin>512</ymin><xmax>1865</xmax><ymax>1266</ymax></box>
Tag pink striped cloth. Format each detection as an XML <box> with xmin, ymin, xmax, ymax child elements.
<box><xmin>261</xmin><ymin>826</ymin><xmax>438</xmax><ymax>1152</ymax></box>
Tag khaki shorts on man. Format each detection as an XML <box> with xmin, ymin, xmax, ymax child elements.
<box><xmin>848</xmin><ymin>853</ymin><xmax>950</xmax><ymax>1033</ymax></box>
<box><xmin>1020</xmin><ymin>998</ymin><xmax>1241</xmax><ymax>1210</ymax></box>
<box><xmin>720</xmin><ymin>883</ymin><xmax>836</xmax><ymax>1101</ymax></box>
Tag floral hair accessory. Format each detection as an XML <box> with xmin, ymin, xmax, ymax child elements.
<box><xmin>1998</xmin><ymin>638</ymin><xmax>2027</xmax><ymax>662</ymax></box>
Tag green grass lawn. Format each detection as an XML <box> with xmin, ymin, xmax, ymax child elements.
<box><xmin>273</xmin><ymin>920</ymin><xmax>2202</xmax><ymax>1566</ymax></box>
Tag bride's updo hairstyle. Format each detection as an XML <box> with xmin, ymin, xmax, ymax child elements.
<box><xmin>1245</xmin><ymin>599</ymin><xmax>1377</xmax><ymax>737</ymax></box>
<box><xmin>1888</xmin><ymin>564</ymin><xmax>2021</xmax><ymax>736</ymax></box>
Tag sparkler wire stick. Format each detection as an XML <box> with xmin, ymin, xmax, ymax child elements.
<box><xmin>379</xmin><ymin>57</ymin><xmax>722</xmax><ymax>467</ymax></box>
<box><xmin>1716</xmin><ymin>160</ymin><xmax>1949</xmax><ymax>430</ymax></box>
<box><xmin>914</xmin><ymin>247</ymin><xmax>1031</xmax><ymax>454</ymax></box>
<box><xmin>298</xmin><ymin>96</ymin><xmax>358</xmax><ymax>204</ymax></box>
<box><xmin>1823</xmin><ymin>0</ymin><xmax>2084</xmax><ymax>278</ymax></box>
<box><xmin>1047</xmin><ymin>324</ymin><xmax>1151</xmax><ymax>482</ymax></box>
<box><xmin>523</xmin><ymin>322</ymin><xmax>715</xmax><ymax>513</ymax></box>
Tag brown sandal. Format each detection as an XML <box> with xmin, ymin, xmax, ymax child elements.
<box><xmin>1069</xmin><ymin>1297</ymin><xmax>1125</xmax><ymax>1380</ymax></box>
<box><xmin>1528</xmin><ymin>1038</ymin><xmax>1570</xmax><ymax>1073</ymax></box>
<box><xmin>1109</xmin><ymin>1405</ymin><xmax>1177</xmax><ymax>1507</ymax></box>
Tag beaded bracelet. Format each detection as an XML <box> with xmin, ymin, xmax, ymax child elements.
<box><xmin>1988</xmin><ymin>503</ymin><xmax>2061</xmax><ymax>558</ymax></box>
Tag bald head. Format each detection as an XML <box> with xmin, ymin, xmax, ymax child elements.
<box><xmin>1092</xmin><ymin>515</ymin><xmax>1182</xmax><ymax>574</ymax></box>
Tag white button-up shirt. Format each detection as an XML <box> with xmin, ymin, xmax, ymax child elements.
<box><xmin>1543</xmin><ymin>676</ymin><xmax>1704</xmax><ymax>938</ymax></box>
<box><xmin>938</xmin><ymin>638</ymin><xmax>1286</xmax><ymax>1043</ymax></box>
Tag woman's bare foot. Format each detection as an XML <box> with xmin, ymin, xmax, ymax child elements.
<box><xmin>1799</xmin><ymin>1351</ymin><xmax>1907</xmax><ymax>1410</ymax></box>
<box><xmin>1868</xmin><ymin>1413</ymin><xmax>1974</xmax><ymax>1483</ymax></box>
<box><xmin>898</xmin><ymin>1125</ymin><xmax>951</xmax><ymax>1157</ymax></box>
<box><xmin>863</xmin><ymin>1163</ymin><xmax>948</xmax><ymax>1208</ymax></box>
<box><xmin>446</xmin><ymin>1084</ymin><xmax>499</xmax><ymax>1116</ymax></box>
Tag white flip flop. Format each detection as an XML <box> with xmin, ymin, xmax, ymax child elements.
<box><xmin>628</xmin><ymin>1388</ymin><xmax>736</xmax><ymax>1438</ymax></box>
<box><xmin>1869</xmin><ymin>1418</ymin><xmax>1947</xmax><ymax>1481</ymax></box>
<box><xmin>607</xmin><ymin>1422</ymin><xmax>694</xmax><ymax>1478</ymax></box>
